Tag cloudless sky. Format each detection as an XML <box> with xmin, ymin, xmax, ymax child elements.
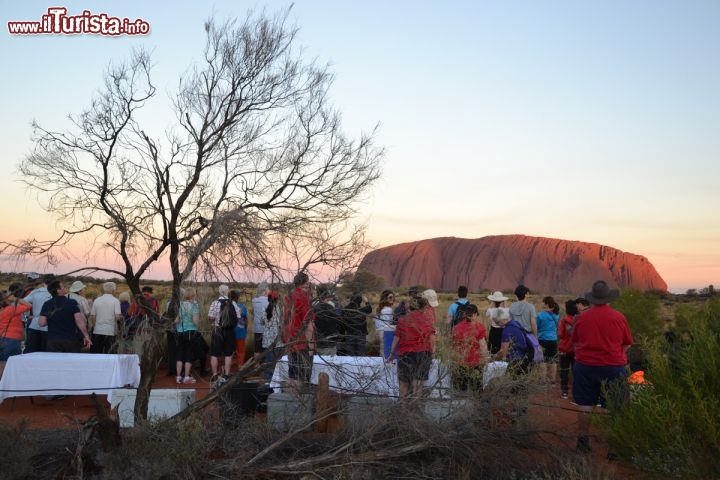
<box><xmin>1</xmin><ymin>1</ymin><xmax>718</xmax><ymax>292</ymax></box>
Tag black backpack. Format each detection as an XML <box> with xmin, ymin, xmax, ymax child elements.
<box><xmin>451</xmin><ymin>301</ymin><xmax>466</xmax><ymax>327</ymax></box>
<box><xmin>218</xmin><ymin>298</ymin><xmax>239</xmax><ymax>329</ymax></box>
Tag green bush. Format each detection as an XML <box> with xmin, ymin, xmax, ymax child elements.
<box><xmin>672</xmin><ymin>302</ymin><xmax>701</xmax><ymax>334</ymax></box>
<box><xmin>613</xmin><ymin>288</ymin><xmax>662</xmax><ymax>338</ymax></box>
<box><xmin>602</xmin><ymin>297</ymin><xmax>720</xmax><ymax>478</ymax></box>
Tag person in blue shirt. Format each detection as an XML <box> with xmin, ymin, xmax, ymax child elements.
<box><xmin>445</xmin><ymin>285</ymin><xmax>470</xmax><ymax>327</ymax></box>
<box><xmin>492</xmin><ymin>308</ymin><xmax>532</xmax><ymax>427</ymax></box>
<box><xmin>494</xmin><ymin>312</ymin><xmax>530</xmax><ymax>375</ymax></box>
<box><xmin>536</xmin><ymin>296</ymin><xmax>560</xmax><ymax>383</ymax></box>
<box><xmin>231</xmin><ymin>289</ymin><xmax>249</xmax><ymax>368</ymax></box>
<box><xmin>174</xmin><ymin>288</ymin><xmax>201</xmax><ymax>384</ymax></box>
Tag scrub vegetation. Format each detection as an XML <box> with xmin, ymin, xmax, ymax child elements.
<box><xmin>0</xmin><ymin>279</ymin><xmax>715</xmax><ymax>478</ymax></box>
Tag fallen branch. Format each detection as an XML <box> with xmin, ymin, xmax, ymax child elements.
<box><xmin>244</xmin><ymin>410</ymin><xmax>338</xmax><ymax>468</ymax></box>
<box><xmin>265</xmin><ymin>440</ymin><xmax>431</xmax><ymax>472</ymax></box>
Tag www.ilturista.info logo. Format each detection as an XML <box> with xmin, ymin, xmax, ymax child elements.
<box><xmin>8</xmin><ymin>7</ymin><xmax>150</xmax><ymax>35</ymax></box>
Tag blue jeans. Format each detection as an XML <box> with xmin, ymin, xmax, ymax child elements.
<box><xmin>382</xmin><ymin>331</ymin><xmax>395</xmax><ymax>359</ymax></box>
<box><xmin>0</xmin><ymin>338</ymin><xmax>21</xmax><ymax>361</ymax></box>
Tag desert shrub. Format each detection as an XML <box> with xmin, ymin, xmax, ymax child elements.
<box><xmin>671</xmin><ymin>301</ymin><xmax>702</xmax><ymax>333</ymax></box>
<box><xmin>602</xmin><ymin>297</ymin><xmax>720</xmax><ymax>478</ymax></box>
<box><xmin>0</xmin><ymin>421</ymin><xmax>38</xmax><ymax>478</ymax></box>
<box><xmin>614</xmin><ymin>288</ymin><xmax>662</xmax><ymax>338</ymax></box>
<box><xmin>236</xmin><ymin>385</ymin><xmax>619</xmax><ymax>480</ymax></box>
<box><xmin>98</xmin><ymin>415</ymin><xmax>212</xmax><ymax>479</ymax></box>
<box><xmin>338</xmin><ymin>269</ymin><xmax>386</xmax><ymax>294</ymax></box>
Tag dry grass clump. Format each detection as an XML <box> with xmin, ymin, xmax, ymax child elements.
<box><xmin>200</xmin><ymin>376</ymin><xmax>615</xmax><ymax>479</ymax></box>
<box><xmin>95</xmin><ymin>413</ymin><xmax>214</xmax><ymax>480</ymax></box>
<box><xmin>0</xmin><ymin>420</ymin><xmax>40</xmax><ymax>478</ymax></box>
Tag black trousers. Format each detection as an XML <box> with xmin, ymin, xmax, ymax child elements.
<box><xmin>559</xmin><ymin>352</ymin><xmax>574</xmax><ymax>393</ymax></box>
<box><xmin>166</xmin><ymin>331</ymin><xmax>178</xmax><ymax>375</ymax></box>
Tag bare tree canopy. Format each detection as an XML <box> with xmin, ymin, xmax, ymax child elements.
<box><xmin>11</xmin><ymin>8</ymin><xmax>383</xmax><ymax>289</ymax></box>
<box><xmin>7</xmin><ymin>8</ymin><xmax>383</xmax><ymax>419</ymax></box>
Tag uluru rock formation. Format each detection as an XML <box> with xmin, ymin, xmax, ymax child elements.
<box><xmin>357</xmin><ymin>235</ymin><xmax>667</xmax><ymax>294</ymax></box>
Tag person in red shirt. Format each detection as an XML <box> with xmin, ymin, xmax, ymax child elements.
<box><xmin>282</xmin><ymin>272</ymin><xmax>315</xmax><ymax>393</ymax></box>
<box><xmin>0</xmin><ymin>284</ymin><xmax>33</xmax><ymax>377</ymax></box>
<box><xmin>451</xmin><ymin>303</ymin><xmax>490</xmax><ymax>392</ymax></box>
<box><xmin>386</xmin><ymin>296</ymin><xmax>436</xmax><ymax>401</ymax></box>
<box><xmin>127</xmin><ymin>286</ymin><xmax>159</xmax><ymax>317</ymax></box>
<box><xmin>571</xmin><ymin>281</ymin><xmax>634</xmax><ymax>453</ymax></box>
<box><xmin>126</xmin><ymin>286</ymin><xmax>160</xmax><ymax>338</ymax></box>
<box><xmin>557</xmin><ymin>300</ymin><xmax>578</xmax><ymax>399</ymax></box>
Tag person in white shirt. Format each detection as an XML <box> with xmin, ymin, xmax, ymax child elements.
<box><xmin>68</xmin><ymin>281</ymin><xmax>91</xmax><ymax>317</ymax></box>
<box><xmin>89</xmin><ymin>282</ymin><xmax>122</xmax><ymax>354</ymax></box>
<box><xmin>69</xmin><ymin>280</ymin><xmax>92</xmax><ymax>336</ymax></box>
<box><xmin>251</xmin><ymin>282</ymin><xmax>269</xmax><ymax>357</ymax></box>
<box><xmin>374</xmin><ymin>290</ymin><xmax>396</xmax><ymax>359</ymax></box>
<box><xmin>485</xmin><ymin>291</ymin><xmax>510</xmax><ymax>354</ymax></box>
<box><xmin>23</xmin><ymin>273</ymin><xmax>54</xmax><ymax>352</ymax></box>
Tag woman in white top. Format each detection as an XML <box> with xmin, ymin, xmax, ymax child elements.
<box><xmin>69</xmin><ymin>281</ymin><xmax>91</xmax><ymax>334</ymax></box>
<box><xmin>251</xmin><ymin>282</ymin><xmax>269</xmax><ymax>356</ymax></box>
<box><xmin>261</xmin><ymin>291</ymin><xmax>282</xmax><ymax>383</ymax></box>
<box><xmin>374</xmin><ymin>290</ymin><xmax>396</xmax><ymax>359</ymax></box>
<box><xmin>485</xmin><ymin>291</ymin><xmax>509</xmax><ymax>355</ymax></box>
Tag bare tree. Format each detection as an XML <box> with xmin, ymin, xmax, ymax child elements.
<box><xmin>4</xmin><ymin>8</ymin><xmax>383</xmax><ymax>419</ymax></box>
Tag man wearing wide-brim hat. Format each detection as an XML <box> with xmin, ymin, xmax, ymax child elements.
<box><xmin>485</xmin><ymin>291</ymin><xmax>510</xmax><ymax>354</ymax></box>
<box><xmin>68</xmin><ymin>280</ymin><xmax>92</xmax><ymax>321</ymax></box>
<box><xmin>571</xmin><ymin>280</ymin><xmax>634</xmax><ymax>453</ymax></box>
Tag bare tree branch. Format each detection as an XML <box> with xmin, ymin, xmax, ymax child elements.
<box><xmin>11</xmin><ymin>7</ymin><xmax>383</xmax><ymax>420</ymax></box>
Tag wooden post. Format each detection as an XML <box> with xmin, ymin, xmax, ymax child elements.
<box><xmin>315</xmin><ymin>372</ymin><xmax>330</xmax><ymax>433</ymax></box>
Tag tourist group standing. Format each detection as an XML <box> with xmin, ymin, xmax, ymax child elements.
<box><xmin>1</xmin><ymin>270</ymin><xmax>635</xmax><ymax>449</ymax></box>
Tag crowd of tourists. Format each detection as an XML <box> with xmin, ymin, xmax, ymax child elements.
<box><xmin>0</xmin><ymin>272</ymin><xmax>634</xmax><ymax>451</ymax></box>
<box><xmin>262</xmin><ymin>274</ymin><xmax>634</xmax><ymax>454</ymax></box>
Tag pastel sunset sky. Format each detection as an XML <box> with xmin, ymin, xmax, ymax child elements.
<box><xmin>1</xmin><ymin>1</ymin><xmax>718</xmax><ymax>292</ymax></box>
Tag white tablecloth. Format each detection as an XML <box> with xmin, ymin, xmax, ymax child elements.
<box><xmin>0</xmin><ymin>352</ymin><xmax>141</xmax><ymax>403</ymax></box>
<box><xmin>270</xmin><ymin>355</ymin><xmax>451</xmax><ymax>398</ymax></box>
<box><xmin>483</xmin><ymin>361</ymin><xmax>508</xmax><ymax>388</ymax></box>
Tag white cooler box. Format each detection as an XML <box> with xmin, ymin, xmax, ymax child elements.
<box><xmin>111</xmin><ymin>388</ymin><xmax>196</xmax><ymax>427</ymax></box>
